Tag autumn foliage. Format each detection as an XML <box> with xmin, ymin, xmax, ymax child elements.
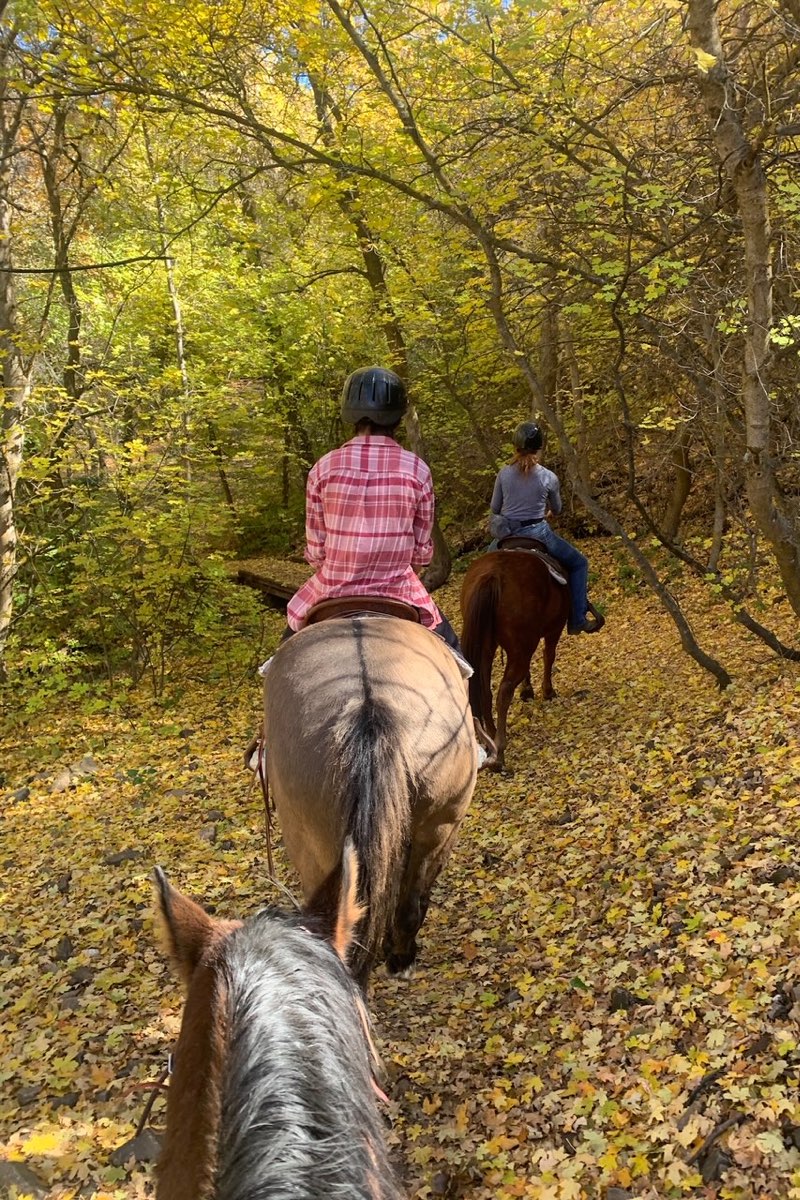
<box><xmin>2</xmin><ymin>548</ymin><xmax>799</xmax><ymax>1198</ymax></box>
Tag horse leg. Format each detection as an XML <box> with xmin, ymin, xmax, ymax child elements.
<box><xmin>493</xmin><ymin>650</ymin><xmax>532</xmax><ymax>769</ymax></box>
<box><xmin>385</xmin><ymin>791</ymin><xmax>472</xmax><ymax>975</ymax></box>
<box><xmin>541</xmin><ymin>631</ymin><xmax>560</xmax><ymax>700</ymax></box>
<box><xmin>480</xmin><ymin>665</ymin><xmax>496</xmax><ymax>740</ymax></box>
<box><xmin>384</xmin><ymin>891</ymin><xmax>428</xmax><ymax>977</ymax></box>
<box><xmin>519</xmin><ymin>669</ymin><xmax>534</xmax><ymax>702</ymax></box>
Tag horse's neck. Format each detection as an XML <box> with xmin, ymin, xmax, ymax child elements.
<box><xmin>157</xmin><ymin>953</ymin><xmax>228</xmax><ymax>1200</ymax></box>
<box><xmin>214</xmin><ymin>929</ymin><xmax>402</xmax><ymax>1200</ymax></box>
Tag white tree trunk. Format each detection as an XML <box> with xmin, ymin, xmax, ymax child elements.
<box><xmin>687</xmin><ymin>0</ymin><xmax>800</xmax><ymax>614</ymax></box>
<box><xmin>0</xmin><ymin>36</ymin><xmax>32</xmax><ymax>678</ymax></box>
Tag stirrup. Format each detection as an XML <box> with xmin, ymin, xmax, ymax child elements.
<box><xmin>585</xmin><ymin>602</ymin><xmax>605</xmax><ymax>633</ymax></box>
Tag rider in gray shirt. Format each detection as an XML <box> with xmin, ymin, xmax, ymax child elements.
<box><xmin>491</xmin><ymin>461</ymin><xmax>562</xmax><ymax>523</ymax></box>
<box><xmin>489</xmin><ymin>422</ymin><xmax>604</xmax><ymax>635</ymax></box>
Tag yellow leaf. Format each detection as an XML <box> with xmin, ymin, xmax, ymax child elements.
<box><xmin>692</xmin><ymin>46</ymin><xmax>718</xmax><ymax>73</ymax></box>
<box><xmin>22</xmin><ymin>1130</ymin><xmax>68</xmax><ymax>1156</ymax></box>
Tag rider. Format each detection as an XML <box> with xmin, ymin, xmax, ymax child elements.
<box><xmin>489</xmin><ymin>421</ymin><xmax>605</xmax><ymax>636</ymax></box>
<box><xmin>285</xmin><ymin>365</ymin><xmax>462</xmax><ymax>649</ymax></box>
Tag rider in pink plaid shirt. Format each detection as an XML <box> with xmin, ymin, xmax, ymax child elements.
<box><xmin>287</xmin><ymin>434</ymin><xmax>442</xmax><ymax>630</ymax></box>
<box><xmin>286</xmin><ymin>367</ymin><xmax>459</xmax><ymax>648</ymax></box>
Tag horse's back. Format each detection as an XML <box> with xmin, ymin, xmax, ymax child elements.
<box><xmin>265</xmin><ymin>617</ymin><xmax>467</xmax><ymax>743</ymax></box>
<box><xmin>462</xmin><ymin>549</ymin><xmax>566</xmax><ymax>631</ymax></box>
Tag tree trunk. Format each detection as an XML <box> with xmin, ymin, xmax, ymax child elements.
<box><xmin>143</xmin><ymin>124</ymin><xmax>237</xmax><ymax>516</ymax></box>
<box><xmin>538</xmin><ymin>299</ymin><xmax>559</xmax><ymax>417</ymax></box>
<box><xmin>662</xmin><ymin>426</ymin><xmax>693</xmax><ymax>542</ymax></box>
<box><xmin>283</xmin><ymin>390</ymin><xmax>315</xmax><ymax>487</ymax></box>
<box><xmin>37</xmin><ymin>108</ymin><xmax>84</xmax><ymax>405</ymax></box>
<box><xmin>0</xmin><ymin>209</ymin><xmax>29</xmax><ymax>679</ymax></box>
<box><xmin>479</xmin><ymin>234</ymin><xmax>732</xmax><ymax>687</ymax></box>
<box><xmin>687</xmin><ymin>0</ymin><xmax>800</xmax><ymax>614</ymax></box>
<box><xmin>563</xmin><ymin>320</ymin><xmax>591</xmax><ymax>493</ymax></box>
<box><xmin>281</xmin><ymin>420</ymin><xmax>290</xmax><ymax>510</ymax></box>
<box><xmin>404</xmin><ymin>402</ymin><xmax>452</xmax><ymax>590</ymax></box>
<box><xmin>0</xmin><ymin>39</ymin><xmax>30</xmax><ymax>679</ymax></box>
<box><xmin>309</xmin><ymin>77</ymin><xmax>452</xmax><ymax>587</ymax></box>
<box><xmin>706</xmin><ymin>320</ymin><xmax>729</xmax><ymax>573</ymax></box>
<box><xmin>143</xmin><ymin>126</ymin><xmax>192</xmax><ymax>480</ymax></box>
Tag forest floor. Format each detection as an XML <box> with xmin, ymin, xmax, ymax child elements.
<box><xmin>1</xmin><ymin>544</ymin><xmax>800</xmax><ymax>1200</ymax></box>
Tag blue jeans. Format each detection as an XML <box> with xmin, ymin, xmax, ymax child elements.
<box><xmin>502</xmin><ymin>520</ymin><xmax>589</xmax><ymax>631</ymax></box>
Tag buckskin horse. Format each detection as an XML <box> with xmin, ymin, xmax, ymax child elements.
<box><xmin>460</xmin><ymin>545</ymin><xmax>570</xmax><ymax>769</ymax></box>
<box><xmin>260</xmin><ymin>607</ymin><xmax>478</xmax><ymax>986</ymax></box>
<box><xmin>154</xmin><ymin>844</ymin><xmax>404</xmax><ymax>1200</ymax></box>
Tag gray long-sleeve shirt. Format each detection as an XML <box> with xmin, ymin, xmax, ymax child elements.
<box><xmin>490</xmin><ymin>464</ymin><xmax>562</xmax><ymax>522</ymax></box>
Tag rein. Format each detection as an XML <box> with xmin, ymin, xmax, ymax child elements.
<box><xmin>256</xmin><ymin>731</ymin><xmax>276</xmax><ymax>882</ymax></box>
<box><xmin>130</xmin><ymin>1053</ymin><xmax>173</xmax><ymax>1137</ymax></box>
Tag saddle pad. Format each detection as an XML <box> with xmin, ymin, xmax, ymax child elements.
<box><xmin>498</xmin><ymin>538</ymin><xmax>567</xmax><ymax>587</ymax></box>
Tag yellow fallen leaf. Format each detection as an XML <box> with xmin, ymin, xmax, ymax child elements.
<box><xmin>691</xmin><ymin>46</ymin><xmax>719</xmax><ymax>73</ymax></box>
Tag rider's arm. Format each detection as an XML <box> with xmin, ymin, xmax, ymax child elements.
<box><xmin>547</xmin><ymin>471</ymin><xmax>563</xmax><ymax>519</ymax></box>
<box><xmin>490</xmin><ymin>472</ymin><xmax>504</xmax><ymax>514</ymax></box>
<box><xmin>303</xmin><ymin>466</ymin><xmax>326</xmax><ymax>567</ymax></box>
<box><xmin>412</xmin><ymin>471</ymin><xmax>435</xmax><ymax>572</ymax></box>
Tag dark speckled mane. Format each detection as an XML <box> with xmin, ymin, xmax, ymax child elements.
<box><xmin>154</xmin><ymin>847</ymin><xmax>404</xmax><ymax>1200</ymax></box>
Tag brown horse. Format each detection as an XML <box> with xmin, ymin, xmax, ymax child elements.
<box><xmin>155</xmin><ymin>844</ymin><xmax>405</xmax><ymax>1200</ymax></box>
<box><xmin>261</xmin><ymin>615</ymin><xmax>478</xmax><ymax>986</ymax></box>
<box><xmin>460</xmin><ymin>549</ymin><xmax>570</xmax><ymax>769</ymax></box>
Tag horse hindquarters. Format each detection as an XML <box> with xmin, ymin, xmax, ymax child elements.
<box><xmin>264</xmin><ymin>619</ymin><xmax>476</xmax><ymax>987</ymax></box>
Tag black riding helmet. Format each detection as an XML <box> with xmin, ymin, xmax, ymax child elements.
<box><xmin>341</xmin><ymin>366</ymin><xmax>408</xmax><ymax>427</ymax></box>
<box><xmin>512</xmin><ymin>421</ymin><xmax>543</xmax><ymax>454</ymax></box>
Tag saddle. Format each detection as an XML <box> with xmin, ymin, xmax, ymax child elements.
<box><xmin>497</xmin><ymin>536</ymin><xmax>567</xmax><ymax>586</ymax></box>
<box><xmin>305</xmin><ymin>596</ymin><xmax>422</xmax><ymax>626</ymax></box>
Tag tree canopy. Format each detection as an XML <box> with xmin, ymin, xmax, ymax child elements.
<box><xmin>2</xmin><ymin>0</ymin><xmax>799</xmax><ymax>687</ymax></box>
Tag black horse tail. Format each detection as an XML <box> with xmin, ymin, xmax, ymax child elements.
<box><xmin>333</xmin><ymin>693</ymin><xmax>412</xmax><ymax>980</ymax></box>
<box><xmin>461</xmin><ymin>572</ymin><xmax>499</xmax><ymax>729</ymax></box>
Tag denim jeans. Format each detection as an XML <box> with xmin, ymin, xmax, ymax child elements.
<box><xmin>509</xmin><ymin>520</ymin><xmax>589</xmax><ymax>630</ymax></box>
<box><xmin>432</xmin><ymin>611</ymin><xmax>461</xmax><ymax>651</ymax></box>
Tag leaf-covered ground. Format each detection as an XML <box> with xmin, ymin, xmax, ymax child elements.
<box><xmin>2</xmin><ymin>547</ymin><xmax>799</xmax><ymax>1199</ymax></box>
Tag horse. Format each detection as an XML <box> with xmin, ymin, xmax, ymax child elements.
<box><xmin>460</xmin><ymin>548</ymin><xmax>570</xmax><ymax>769</ymax></box>
<box><xmin>154</xmin><ymin>842</ymin><xmax>405</xmax><ymax>1200</ymax></box>
<box><xmin>260</xmin><ymin>613</ymin><xmax>478</xmax><ymax>987</ymax></box>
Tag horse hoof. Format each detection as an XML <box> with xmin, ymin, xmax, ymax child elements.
<box><xmin>386</xmin><ymin>950</ymin><xmax>417</xmax><ymax>976</ymax></box>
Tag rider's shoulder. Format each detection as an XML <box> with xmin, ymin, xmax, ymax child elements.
<box><xmin>394</xmin><ymin>443</ymin><xmax>432</xmax><ymax>480</ymax></box>
<box><xmin>538</xmin><ymin>464</ymin><xmax>560</xmax><ymax>485</ymax></box>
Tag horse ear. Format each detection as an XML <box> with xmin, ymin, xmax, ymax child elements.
<box><xmin>332</xmin><ymin>839</ymin><xmax>366</xmax><ymax>963</ymax></box>
<box><xmin>153</xmin><ymin>867</ymin><xmax>217</xmax><ymax>986</ymax></box>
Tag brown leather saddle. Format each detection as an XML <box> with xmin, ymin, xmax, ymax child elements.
<box><xmin>497</xmin><ymin>536</ymin><xmax>567</xmax><ymax>585</ymax></box>
<box><xmin>305</xmin><ymin>596</ymin><xmax>422</xmax><ymax>626</ymax></box>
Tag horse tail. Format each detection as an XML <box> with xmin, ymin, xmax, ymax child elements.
<box><xmin>333</xmin><ymin>693</ymin><xmax>412</xmax><ymax>977</ymax></box>
<box><xmin>461</xmin><ymin>572</ymin><xmax>499</xmax><ymax>728</ymax></box>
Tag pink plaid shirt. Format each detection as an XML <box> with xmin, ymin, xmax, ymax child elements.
<box><xmin>286</xmin><ymin>434</ymin><xmax>442</xmax><ymax>630</ymax></box>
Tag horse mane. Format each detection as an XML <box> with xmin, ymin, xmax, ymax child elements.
<box><xmin>328</xmin><ymin>691</ymin><xmax>412</xmax><ymax>979</ymax></box>
<box><xmin>214</xmin><ymin>908</ymin><xmax>403</xmax><ymax>1200</ymax></box>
